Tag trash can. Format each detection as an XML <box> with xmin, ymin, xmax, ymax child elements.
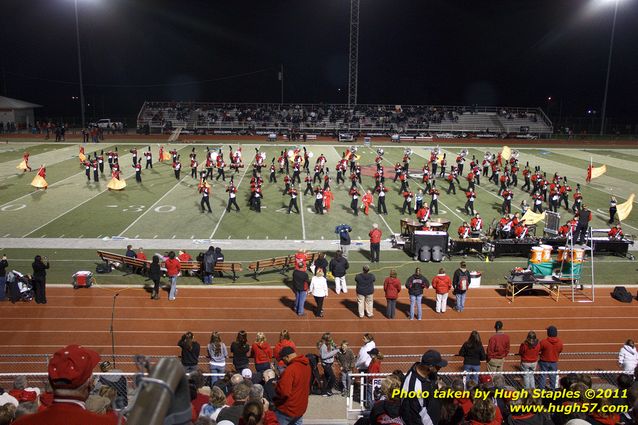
<box><xmin>469</xmin><ymin>271</ymin><xmax>482</xmax><ymax>288</ymax></box>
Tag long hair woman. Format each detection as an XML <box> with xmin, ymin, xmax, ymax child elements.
<box><xmin>149</xmin><ymin>255</ymin><xmax>161</xmax><ymax>300</ymax></box>
<box><xmin>273</xmin><ymin>330</ymin><xmax>296</xmax><ymax>374</ymax></box>
<box><xmin>231</xmin><ymin>330</ymin><xmax>251</xmax><ymax>372</ymax></box>
<box><xmin>207</xmin><ymin>332</ymin><xmax>228</xmax><ymax>384</ymax></box>
<box><xmin>318</xmin><ymin>332</ymin><xmax>339</xmax><ymax>396</ymax></box>
<box><xmin>251</xmin><ymin>332</ymin><xmax>273</xmax><ymax>373</ymax></box>
<box><xmin>458</xmin><ymin>330</ymin><xmax>486</xmax><ymax>385</ymax></box>
<box><xmin>518</xmin><ymin>330</ymin><xmax>540</xmax><ymax>389</ymax></box>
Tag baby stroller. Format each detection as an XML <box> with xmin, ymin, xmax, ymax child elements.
<box><xmin>6</xmin><ymin>270</ymin><xmax>34</xmax><ymax>302</ymax></box>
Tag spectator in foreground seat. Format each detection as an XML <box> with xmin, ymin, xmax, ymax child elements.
<box><xmin>273</xmin><ymin>347</ymin><xmax>311</xmax><ymax>425</ymax></box>
<box><xmin>13</xmin><ymin>345</ymin><xmax>116</xmax><ymax>425</ymax></box>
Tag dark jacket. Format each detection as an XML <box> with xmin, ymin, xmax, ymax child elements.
<box><xmin>355</xmin><ymin>272</ymin><xmax>375</xmax><ymax>296</ymax></box>
<box><xmin>32</xmin><ymin>260</ymin><xmax>49</xmax><ymax>280</ymax></box>
<box><xmin>329</xmin><ymin>256</ymin><xmax>349</xmax><ymax>278</ymax></box>
<box><xmin>203</xmin><ymin>248</ymin><xmax>216</xmax><ymax>273</ymax></box>
<box><xmin>215</xmin><ymin>247</ymin><xmax>224</xmax><ymax>263</ymax></box>
<box><xmin>216</xmin><ymin>402</ymin><xmax>245</xmax><ymax>425</ymax></box>
<box><xmin>337</xmin><ymin>225</ymin><xmax>352</xmax><ymax>245</ymax></box>
<box><xmin>177</xmin><ymin>338</ymin><xmax>200</xmax><ymax>367</ymax></box>
<box><xmin>400</xmin><ymin>363</ymin><xmax>441</xmax><ymax>425</ymax></box>
<box><xmin>453</xmin><ymin>268</ymin><xmax>471</xmax><ymax>294</ymax></box>
<box><xmin>0</xmin><ymin>258</ymin><xmax>8</xmax><ymax>277</ymax></box>
<box><xmin>292</xmin><ymin>269</ymin><xmax>309</xmax><ymax>292</ymax></box>
<box><xmin>459</xmin><ymin>342</ymin><xmax>486</xmax><ymax>366</ymax></box>
<box><xmin>314</xmin><ymin>257</ymin><xmax>328</xmax><ymax>275</ymax></box>
<box><xmin>370</xmin><ymin>399</ymin><xmax>403</xmax><ymax>425</ymax></box>
<box><xmin>405</xmin><ymin>274</ymin><xmax>429</xmax><ymax>296</ymax></box>
<box><xmin>149</xmin><ymin>262</ymin><xmax>161</xmax><ymax>281</ymax></box>
<box><xmin>230</xmin><ymin>342</ymin><xmax>250</xmax><ymax>369</ymax></box>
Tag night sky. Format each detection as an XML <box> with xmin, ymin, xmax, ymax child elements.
<box><xmin>2</xmin><ymin>0</ymin><xmax>637</xmax><ymax>123</ymax></box>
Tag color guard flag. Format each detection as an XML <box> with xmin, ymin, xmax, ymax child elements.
<box><xmin>617</xmin><ymin>194</ymin><xmax>635</xmax><ymax>222</ymax></box>
<box><xmin>501</xmin><ymin>146</ymin><xmax>512</xmax><ymax>161</ymax></box>
<box><xmin>586</xmin><ymin>164</ymin><xmax>606</xmax><ymax>182</ymax></box>
<box><xmin>521</xmin><ymin>209</ymin><xmax>546</xmax><ymax>225</ymax></box>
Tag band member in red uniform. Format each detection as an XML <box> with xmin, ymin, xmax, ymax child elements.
<box><xmin>429</xmin><ymin>183</ymin><xmax>440</xmax><ymax>215</ymax></box>
<box><xmin>252</xmin><ymin>185</ymin><xmax>263</xmax><ymax>212</ymax></box>
<box><xmin>401</xmin><ymin>190</ymin><xmax>414</xmax><ymax>215</ymax></box>
<box><xmin>470</xmin><ymin>213</ymin><xmax>483</xmax><ymax>233</ymax></box>
<box><xmin>302</xmin><ymin>173</ymin><xmax>312</xmax><ymax>196</ymax></box>
<box><xmin>439</xmin><ymin>153</ymin><xmax>447</xmax><ymax>177</ymax></box>
<box><xmin>323</xmin><ymin>170</ymin><xmax>331</xmax><ymax>190</ymax></box>
<box><xmin>548</xmin><ymin>187</ymin><xmax>560</xmax><ymax>213</ymax></box>
<box><xmin>465</xmin><ymin>189</ymin><xmax>476</xmax><ymax>215</ymax></box>
<box><xmin>532</xmin><ymin>191</ymin><xmax>544</xmax><ymax>213</ymax></box>
<box><xmin>97</xmin><ymin>150</ymin><xmax>104</xmax><ymax>173</ymax></box>
<box><xmin>269</xmin><ymin>161</ymin><xmax>277</xmax><ymax>183</ymax></box>
<box><xmin>170</xmin><ymin>148</ymin><xmax>178</xmax><ymax>163</ymax></box>
<box><xmin>514</xmin><ymin>222</ymin><xmax>529</xmax><ymax>239</ymax></box>
<box><xmin>458</xmin><ymin>222</ymin><xmax>471</xmax><ymax>239</ymax></box>
<box><xmin>226</xmin><ymin>181</ymin><xmax>240</xmax><ymax>212</ymax></box>
<box><xmin>190</xmin><ymin>158</ymin><xmax>198</xmax><ymax>179</ymax></box>
<box><xmin>200</xmin><ymin>184</ymin><xmax>212</xmax><ymax>213</ymax></box>
<box><xmin>466</xmin><ymin>171</ymin><xmax>475</xmax><ymax>191</ymax></box>
<box><xmin>350</xmin><ymin>171</ymin><xmax>358</xmax><ymax>189</ymax></box>
<box><xmin>376</xmin><ymin>183</ymin><xmax>388</xmax><ymax>215</ymax></box>
<box><xmin>572</xmin><ymin>186</ymin><xmax>583</xmax><ymax>213</ymax></box>
<box><xmin>399</xmin><ymin>172</ymin><xmax>409</xmax><ymax>193</ymax></box>
<box><xmin>608</xmin><ymin>224</ymin><xmax>623</xmax><ymax>239</ymax></box>
<box><xmin>134</xmin><ymin>162</ymin><xmax>142</xmax><ymax>183</ymax></box>
<box><xmin>130</xmin><ymin>147</ymin><xmax>138</xmax><ymax>166</ymax></box>
<box><xmin>173</xmin><ymin>156</ymin><xmax>181</xmax><ymax>180</ymax></box>
<box><xmin>323</xmin><ymin>186</ymin><xmax>334</xmax><ymax>212</ymax></box>
<box><xmin>501</xmin><ymin>189</ymin><xmax>513</xmax><ymax>214</ymax></box>
<box><xmin>92</xmin><ymin>157</ymin><xmax>99</xmax><ymax>182</ymax></box>
<box><xmin>446</xmin><ymin>171</ymin><xmax>456</xmax><ymax>195</ymax></box>
<box><xmin>83</xmin><ymin>159</ymin><xmax>91</xmax><ymax>181</ymax></box>
<box><xmin>349</xmin><ymin>187</ymin><xmax>360</xmax><ymax>216</ymax></box>
<box><xmin>287</xmin><ymin>187</ymin><xmax>299</xmax><ymax>214</ymax></box>
<box><xmin>416</xmin><ymin>203</ymin><xmax>430</xmax><ymax>223</ymax></box>
<box><xmin>216</xmin><ymin>158</ymin><xmax>226</xmax><ymax>181</ymax></box>
<box><xmin>362</xmin><ymin>190</ymin><xmax>373</xmax><ymax>216</ymax></box>
<box><xmin>393</xmin><ymin>162</ymin><xmax>402</xmax><ymax>183</ymax></box>
<box><xmin>522</xmin><ymin>165</ymin><xmax>531</xmax><ymax>192</ymax></box>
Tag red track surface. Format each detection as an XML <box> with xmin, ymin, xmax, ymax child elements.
<box><xmin>1</xmin><ymin>286</ymin><xmax>636</xmax><ymax>372</ymax></box>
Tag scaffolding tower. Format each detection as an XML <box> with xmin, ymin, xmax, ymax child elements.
<box><xmin>348</xmin><ymin>0</ymin><xmax>360</xmax><ymax>107</ymax></box>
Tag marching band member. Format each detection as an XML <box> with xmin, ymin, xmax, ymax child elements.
<box><xmin>501</xmin><ymin>189</ymin><xmax>513</xmax><ymax>214</ymax></box>
<box><xmin>349</xmin><ymin>187</ymin><xmax>360</xmax><ymax>216</ymax></box>
<box><xmin>170</xmin><ymin>148</ymin><xmax>178</xmax><ymax>163</ymax></box>
<box><xmin>430</xmin><ymin>150</ymin><xmax>439</xmax><ymax>176</ymax></box>
<box><xmin>423</xmin><ymin>167</ymin><xmax>432</xmax><ymax>192</ymax></box>
<box><xmin>498</xmin><ymin>172</ymin><xmax>508</xmax><ymax>196</ymax></box>
<box><xmin>399</xmin><ymin>171</ymin><xmax>409</xmax><ymax>193</ymax></box>
<box><xmin>458</xmin><ymin>222</ymin><xmax>471</xmax><ymax>239</ymax></box>
<box><xmin>287</xmin><ymin>186</ymin><xmax>300</xmax><ymax>214</ymax></box>
<box><xmin>313</xmin><ymin>163</ymin><xmax>322</xmax><ymax>184</ymax></box>
<box><xmin>499</xmin><ymin>214</ymin><xmax>514</xmax><ymax>239</ymax></box>
<box><xmin>466</xmin><ymin>171</ymin><xmax>475</xmax><ymax>192</ymax></box>
<box><xmin>189</xmin><ymin>147</ymin><xmax>197</xmax><ymax>162</ymax></box>
<box><xmin>532</xmin><ymin>191</ymin><xmax>544</xmax><ymax>213</ymax></box>
<box><xmin>203</xmin><ymin>156</ymin><xmax>213</xmax><ymax>180</ymax></box>
<box><xmin>608</xmin><ymin>224</ymin><xmax>624</xmax><ymax>240</ymax></box>
<box><xmin>200</xmin><ymin>184</ymin><xmax>212</xmax><ymax>213</ymax></box>
<box><xmin>323</xmin><ymin>186</ymin><xmax>334</xmax><ymax>212</ymax></box>
<box><xmin>173</xmin><ymin>156</ymin><xmax>182</xmax><ymax>180</ymax></box>
<box><xmin>278</xmin><ymin>151</ymin><xmax>286</xmax><ymax>174</ymax></box>
<box><xmin>439</xmin><ymin>153</ymin><xmax>447</xmax><ymax>177</ymax></box>
<box><xmin>107</xmin><ymin>166</ymin><xmax>126</xmax><ymax>191</ymax></box>
<box><xmin>465</xmin><ymin>189</ymin><xmax>476</xmax><ymax>215</ymax></box>
<box><xmin>302</xmin><ymin>173</ymin><xmax>312</xmax><ymax>196</ymax></box>
<box><xmin>572</xmin><ymin>186</ymin><xmax>583</xmax><ymax>214</ymax></box>
<box><xmin>190</xmin><ymin>158</ymin><xmax>199</xmax><ymax>179</ymax></box>
<box><xmin>376</xmin><ymin>183</ymin><xmax>388</xmax><ymax>215</ymax></box>
<box><xmin>481</xmin><ymin>154</ymin><xmax>490</xmax><ymax>177</ymax></box>
<box><xmin>548</xmin><ymin>186</ymin><xmax>560</xmax><ymax>213</ymax></box>
<box><xmin>522</xmin><ymin>164</ymin><xmax>531</xmax><ymax>192</ymax></box>
<box><xmin>83</xmin><ymin>160</ymin><xmax>91</xmax><ymax>181</ymax></box>
<box><xmin>355</xmin><ymin>163</ymin><xmax>362</xmax><ymax>184</ymax></box>
<box><xmin>144</xmin><ymin>146</ymin><xmax>153</xmax><ymax>169</ymax></box>
<box><xmin>17</xmin><ymin>151</ymin><xmax>32</xmax><ymax>172</ymax></box>
<box><xmin>31</xmin><ymin>165</ymin><xmax>48</xmax><ymax>189</ymax></box>
<box><xmin>349</xmin><ymin>171</ymin><xmax>358</xmax><ymax>189</ymax></box>
<box><xmin>401</xmin><ymin>190</ymin><xmax>414</xmax><ymax>215</ymax></box>
<box><xmin>489</xmin><ymin>164</ymin><xmax>499</xmax><ymax>186</ymax></box>
<box><xmin>314</xmin><ymin>187</ymin><xmax>324</xmax><ymax>215</ymax></box>
<box><xmin>445</xmin><ymin>170</ymin><xmax>456</xmax><ymax>195</ymax></box>
<box><xmin>316</xmin><ymin>153</ymin><xmax>327</xmax><ymax>174</ymax></box>
<box><xmin>393</xmin><ymin>162</ymin><xmax>402</xmax><ymax>183</ymax></box>
<box><xmin>225</xmin><ymin>181</ymin><xmax>240</xmax><ymax>212</ymax></box>
<box><xmin>158</xmin><ymin>146</ymin><xmax>166</xmax><ymax>163</ymax></box>
<box><xmin>415</xmin><ymin>189</ymin><xmax>424</xmax><ymax>211</ymax></box>
<box><xmin>514</xmin><ymin>222</ymin><xmax>529</xmax><ymax>239</ymax></box>
<box><xmin>252</xmin><ymin>185</ymin><xmax>263</xmax><ymax>213</ymax></box>
<box><xmin>269</xmin><ymin>160</ymin><xmax>277</xmax><ymax>183</ymax></box>
<box><xmin>134</xmin><ymin>161</ymin><xmax>142</xmax><ymax>183</ymax></box>
<box><xmin>473</xmin><ymin>162</ymin><xmax>481</xmax><ymax>186</ymax></box>
<box><xmin>429</xmin><ymin>182</ymin><xmax>440</xmax><ymax>215</ymax></box>
<box><xmin>215</xmin><ymin>157</ymin><xmax>226</xmax><ymax>181</ymax></box>
<box><xmin>292</xmin><ymin>161</ymin><xmax>301</xmax><ymax>185</ymax></box>
<box><xmin>470</xmin><ymin>213</ymin><xmax>483</xmax><ymax>233</ymax></box>
<box><xmin>362</xmin><ymin>190</ymin><xmax>373</xmax><ymax>216</ymax></box>
<box><xmin>520</xmin><ymin>199</ymin><xmax>529</xmax><ymax>215</ymax></box>
<box><xmin>510</xmin><ymin>163</ymin><xmax>519</xmax><ymax>187</ymax></box>
<box><xmin>92</xmin><ymin>156</ymin><xmax>99</xmax><ymax>182</ymax></box>
<box><xmin>97</xmin><ymin>150</ymin><xmax>104</xmax><ymax>174</ymax></box>
<box><xmin>456</xmin><ymin>153</ymin><xmax>465</xmax><ymax>176</ymax></box>
<box><xmin>609</xmin><ymin>196</ymin><xmax>618</xmax><ymax>224</ymax></box>
<box><xmin>130</xmin><ymin>147</ymin><xmax>138</xmax><ymax>166</ymax></box>
<box><xmin>336</xmin><ymin>162</ymin><xmax>345</xmax><ymax>185</ymax></box>
<box><xmin>416</xmin><ymin>203</ymin><xmax>430</xmax><ymax>223</ymax></box>
<box><xmin>107</xmin><ymin>149</ymin><xmax>114</xmax><ymax>171</ymax></box>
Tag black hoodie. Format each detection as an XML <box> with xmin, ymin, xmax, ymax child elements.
<box><xmin>370</xmin><ymin>398</ymin><xmax>403</xmax><ymax>425</ymax></box>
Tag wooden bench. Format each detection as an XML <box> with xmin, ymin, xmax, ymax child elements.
<box><xmin>248</xmin><ymin>251</ymin><xmax>319</xmax><ymax>280</ymax></box>
<box><xmin>97</xmin><ymin>250</ymin><xmax>149</xmax><ymax>275</ymax></box>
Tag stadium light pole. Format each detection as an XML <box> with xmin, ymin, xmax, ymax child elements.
<box><xmin>599</xmin><ymin>0</ymin><xmax>620</xmax><ymax>136</ymax></box>
<box><xmin>74</xmin><ymin>0</ymin><xmax>86</xmax><ymax>129</ymax></box>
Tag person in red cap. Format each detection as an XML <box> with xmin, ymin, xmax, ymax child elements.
<box><xmin>273</xmin><ymin>346</ymin><xmax>311</xmax><ymax>425</ymax></box>
<box><xmin>14</xmin><ymin>345</ymin><xmax>116</xmax><ymax>425</ymax></box>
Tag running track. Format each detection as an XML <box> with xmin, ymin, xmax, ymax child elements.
<box><xmin>0</xmin><ymin>286</ymin><xmax>635</xmax><ymax>373</ymax></box>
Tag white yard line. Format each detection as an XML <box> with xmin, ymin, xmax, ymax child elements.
<box><xmin>0</xmin><ymin>169</ymin><xmax>87</xmax><ymax>209</ymax></box>
<box><xmin>209</xmin><ymin>145</ymin><xmax>258</xmax><ymax>239</ymax></box>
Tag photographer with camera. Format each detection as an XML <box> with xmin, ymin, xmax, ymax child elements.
<box><xmin>32</xmin><ymin>255</ymin><xmax>50</xmax><ymax>304</ymax></box>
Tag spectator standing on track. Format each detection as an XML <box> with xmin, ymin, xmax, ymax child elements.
<box><xmin>452</xmin><ymin>261</ymin><xmax>471</xmax><ymax>312</ymax></box>
<box><xmin>399</xmin><ymin>349</ymin><xmax>448</xmax><ymax>425</ymax></box>
<box><xmin>518</xmin><ymin>331</ymin><xmax>540</xmax><ymax>389</ymax></box>
<box><xmin>31</xmin><ymin>255</ymin><xmax>49</xmax><ymax>304</ymax></box>
<box><xmin>355</xmin><ymin>265</ymin><xmax>375</xmax><ymax>318</ymax></box>
<box><xmin>486</xmin><ymin>321</ymin><xmax>510</xmax><ymax>373</ymax></box>
<box><xmin>251</xmin><ymin>332</ymin><xmax>273</xmax><ymax>373</ymax></box>
<box><xmin>0</xmin><ymin>253</ymin><xmax>8</xmax><ymax>302</ymax></box>
<box><xmin>273</xmin><ymin>347</ymin><xmax>311</xmax><ymax>425</ymax></box>
<box><xmin>336</xmin><ymin>224</ymin><xmax>352</xmax><ymax>259</ymax></box>
<box><xmin>618</xmin><ymin>339</ymin><xmax>638</xmax><ymax>373</ymax></box>
<box><xmin>149</xmin><ymin>255</ymin><xmax>161</xmax><ymax>300</ymax></box>
<box><xmin>318</xmin><ymin>333</ymin><xmax>339</xmax><ymax>397</ymax></box>
<box><xmin>273</xmin><ymin>330</ymin><xmax>296</xmax><ymax>375</ymax></box>
<box><xmin>231</xmin><ymin>331</ymin><xmax>251</xmax><ymax>373</ymax></box>
<box><xmin>383</xmin><ymin>269</ymin><xmax>401</xmax><ymax>319</ymax></box>
<box><xmin>207</xmin><ymin>332</ymin><xmax>228</xmax><ymax>385</ymax></box>
<box><xmin>202</xmin><ymin>246</ymin><xmax>217</xmax><ymax>285</ymax></box>
<box><xmin>292</xmin><ymin>266</ymin><xmax>310</xmax><ymax>317</ymax></box>
<box><xmin>405</xmin><ymin>267</ymin><xmax>429</xmax><ymax>320</ymax></box>
<box><xmin>165</xmin><ymin>251</ymin><xmax>181</xmax><ymax>301</ymax></box>
<box><xmin>308</xmin><ymin>269</ymin><xmax>328</xmax><ymax>317</ymax></box>
<box><xmin>12</xmin><ymin>345</ymin><xmax>116</xmax><ymax>425</ymax></box>
<box><xmin>539</xmin><ymin>325</ymin><xmax>563</xmax><ymax>390</ymax></box>
<box><xmin>355</xmin><ymin>333</ymin><xmax>376</xmax><ymax>373</ymax></box>
<box><xmin>313</xmin><ymin>252</ymin><xmax>328</xmax><ymax>276</ymax></box>
<box><xmin>369</xmin><ymin>224</ymin><xmax>382</xmax><ymax>263</ymax></box>
<box><xmin>458</xmin><ymin>330</ymin><xmax>486</xmax><ymax>385</ymax></box>
<box><xmin>431</xmin><ymin>268</ymin><xmax>452</xmax><ymax>314</ymax></box>
<box><xmin>329</xmin><ymin>250</ymin><xmax>349</xmax><ymax>295</ymax></box>
<box><xmin>336</xmin><ymin>341</ymin><xmax>355</xmax><ymax>396</ymax></box>
<box><xmin>178</xmin><ymin>331</ymin><xmax>201</xmax><ymax>374</ymax></box>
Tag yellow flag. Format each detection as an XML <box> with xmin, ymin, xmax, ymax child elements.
<box><xmin>522</xmin><ymin>209</ymin><xmax>546</xmax><ymax>225</ymax></box>
<box><xmin>501</xmin><ymin>146</ymin><xmax>511</xmax><ymax>161</ymax></box>
<box><xmin>590</xmin><ymin>164</ymin><xmax>607</xmax><ymax>180</ymax></box>
<box><xmin>617</xmin><ymin>194</ymin><xmax>635</xmax><ymax>222</ymax></box>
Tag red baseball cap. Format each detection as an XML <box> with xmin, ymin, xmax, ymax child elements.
<box><xmin>48</xmin><ymin>345</ymin><xmax>100</xmax><ymax>389</ymax></box>
<box><xmin>479</xmin><ymin>374</ymin><xmax>493</xmax><ymax>384</ymax></box>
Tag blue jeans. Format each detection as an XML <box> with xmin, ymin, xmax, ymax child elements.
<box><xmin>409</xmin><ymin>294</ymin><xmax>422</xmax><ymax>320</ymax></box>
<box><xmin>294</xmin><ymin>290</ymin><xmax>307</xmax><ymax>315</ymax></box>
<box><xmin>0</xmin><ymin>276</ymin><xmax>6</xmax><ymax>301</ymax></box>
<box><xmin>256</xmin><ymin>362</ymin><xmax>270</xmax><ymax>372</ymax></box>
<box><xmin>539</xmin><ymin>361</ymin><xmax>557</xmax><ymax>389</ymax></box>
<box><xmin>455</xmin><ymin>292</ymin><xmax>466</xmax><ymax>312</ymax></box>
<box><xmin>209</xmin><ymin>365</ymin><xmax>225</xmax><ymax>385</ymax></box>
<box><xmin>275</xmin><ymin>410</ymin><xmax>303</xmax><ymax>425</ymax></box>
<box><xmin>463</xmin><ymin>364</ymin><xmax>480</xmax><ymax>385</ymax></box>
<box><xmin>203</xmin><ymin>273</ymin><xmax>213</xmax><ymax>285</ymax></box>
<box><xmin>168</xmin><ymin>276</ymin><xmax>178</xmax><ymax>300</ymax></box>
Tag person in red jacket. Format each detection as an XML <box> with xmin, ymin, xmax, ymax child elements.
<box><xmin>274</xmin><ymin>347</ymin><xmax>312</xmax><ymax>425</ymax></box>
<box><xmin>273</xmin><ymin>330</ymin><xmax>297</xmax><ymax>374</ymax></box>
<box><xmin>431</xmin><ymin>268</ymin><xmax>452</xmax><ymax>313</ymax></box>
<box><xmin>383</xmin><ymin>269</ymin><xmax>401</xmax><ymax>319</ymax></box>
<box><xmin>369</xmin><ymin>223</ymin><xmax>382</xmax><ymax>263</ymax></box>
<box><xmin>539</xmin><ymin>325</ymin><xmax>563</xmax><ymax>390</ymax></box>
<box><xmin>251</xmin><ymin>332</ymin><xmax>273</xmax><ymax>373</ymax></box>
<box><xmin>487</xmin><ymin>320</ymin><xmax>510</xmax><ymax>372</ymax></box>
<box><xmin>165</xmin><ymin>251</ymin><xmax>181</xmax><ymax>301</ymax></box>
<box><xmin>13</xmin><ymin>345</ymin><xmax>116</xmax><ymax>425</ymax></box>
<box><xmin>518</xmin><ymin>331</ymin><xmax>540</xmax><ymax>389</ymax></box>
<box><xmin>239</xmin><ymin>400</ymin><xmax>280</xmax><ymax>425</ymax></box>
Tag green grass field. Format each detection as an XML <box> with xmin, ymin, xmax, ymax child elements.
<box><xmin>0</xmin><ymin>139</ymin><xmax>636</xmax><ymax>286</ymax></box>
